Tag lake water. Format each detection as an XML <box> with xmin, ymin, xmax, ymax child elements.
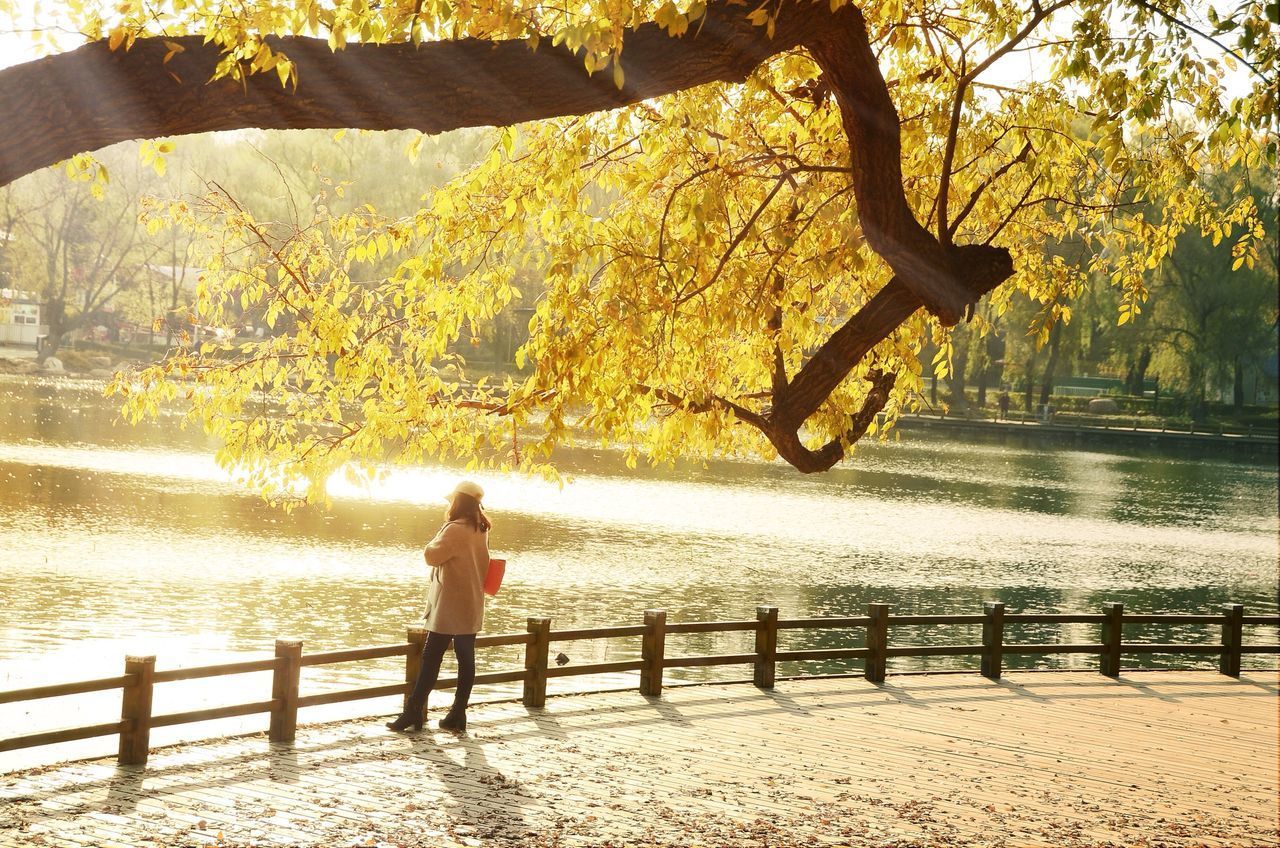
<box><xmin>1</xmin><ymin>374</ymin><xmax>1276</xmax><ymax>770</ymax></box>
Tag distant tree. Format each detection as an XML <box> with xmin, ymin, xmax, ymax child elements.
<box><xmin>1144</xmin><ymin>181</ymin><xmax>1277</xmax><ymax>417</ymax></box>
<box><xmin>6</xmin><ymin>152</ymin><xmax>163</xmax><ymax>361</ymax></box>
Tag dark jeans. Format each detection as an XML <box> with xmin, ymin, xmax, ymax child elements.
<box><xmin>406</xmin><ymin>631</ymin><xmax>476</xmax><ymax>713</ymax></box>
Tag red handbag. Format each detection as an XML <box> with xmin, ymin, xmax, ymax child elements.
<box><xmin>484</xmin><ymin>558</ymin><xmax>506</xmax><ymax>596</ymax></box>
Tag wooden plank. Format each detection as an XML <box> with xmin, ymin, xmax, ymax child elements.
<box><xmin>665</xmin><ymin>620</ymin><xmax>758</xmax><ymax>634</ymax></box>
<box><xmin>662</xmin><ymin>653</ymin><xmax>757</xmax><ymax>669</ymax></box>
<box><xmin>1121</xmin><ymin>614</ymin><xmax>1223</xmax><ymax>624</ymax></box>
<box><xmin>475</xmin><ymin>632</ymin><xmax>533</xmax><ymax>647</ymax></box>
<box><xmin>773</xmin><ymin>648</ymin><xmax>868</xmax><ymax>662</ymax></box>
<box><xmin>116</xmin><ymin>655</ymin><xmax>154</xmax><ymax>767</ymax></box>
<box><xmin>523</xmin><ymin>616</ymin><xmax>550</xmax><ymax>708</ymax></box>
<box><xmin>547</xmin><ymin>660</ymin><xmax>644</xmax><ymax>678</ymax></box>
<box><xmin>404</xmin><ymin>627</ymin><xmax>427</xmax><ymax>718</ymax></box>
<box><xmin>297</xmin><ymin>683</ymin><xmax>405</xmax><ymax>708</ymax></box>
<box><xmin>640</xmin><ymin>609</ymin><xmax>666</xmax><ymax>696</ymax></box>
<box><xmin>151</xmin><ymin>700</ymin><xmax>277</xmax><ymax>728</ymax></box>
<box><xmin>551</xmin><ymin>625</ymin><xmax>648</xmax><ymax>640</ymax></box>
<box><xmin>298</xmin><ymin>643</ymin><xmax>409</xmax><ymax>667</ymax></box>
<box><xmin>885</xmin><ymin>644</ymin><xmax>984</xmax><ymax>657</ymax></box>
<box><xmin>152</xmin><ymin>657</ymin><xmax>284</xmax><ymax>682</ymax></box>
<box><xmin>471</xmin><ymin>668</ymin><xmax>528</xmax><ymax>685</ymax></box>
<box><xmin>1004</xmin><ymin>643</ymin><xmax>1107</xmax><ymax>654</ymax></box>
<box><xmin>1004</xmin><ymin>614</ymin><xmax>1106</xmax><ymax>624</ymax></box>
<box><xmin>0</xmin><ymin>675</ymin><xmax>133</xmax><ymax>704</ymax></box>
<box><xmin>269</xmin><ymin>639</ymin><xmax>302</xmax><ymax>743</ymax></box>
<box><xmin>753</xmin><ymin>606</ymin><xmax>777</xmax><ymax>689</ymax></box>
<box><xmin>1220</xmin><ymin>604</ymin><xmax>1243</xmax><ymax>677</ymax></box>
<box><xmin>889</xmin><ymin>615</ymin><xmax>986</xmax><ymax>625</ymax></box>
<box><xmin>1100</xmin><ymin>602</ymin><xmax>1123</xmax><ymax>676</ymax></box>
<box><xmin>1124</xmin><ymin>644</ymin><xmax>1224</xmax><ymax>654</ymax></box>
<box><xmin>981</xmin><ymin>601</ymin><xmax>1004</xmax><ymax>680</ymax></box>
<box><xmin>0</xmin><ymin>721</ymin><xmax>125</xmax><ymax>753</ymax></box>
<box><xmin>776</xmin><ymin>616</ymin><xmax>870</xmax><ymax>629</ymax></box>
<box><xmin>865</xmin><ymin>603</ymin><xmax>889</xmax><ymax>682</ymax></box>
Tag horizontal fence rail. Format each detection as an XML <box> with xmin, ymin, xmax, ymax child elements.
<box><xmin>1</xmin><ymin>601</ymin><xmax>1276</xmax><ymax>767</ymax></box>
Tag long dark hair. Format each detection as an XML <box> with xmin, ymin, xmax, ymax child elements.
<box><xmin>447</xmin><ymin>493</ymin><xmax>491</xmax><ymax>532</ymax></box>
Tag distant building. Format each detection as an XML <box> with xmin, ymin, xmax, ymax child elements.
<box><xmin>0</xmin><ymin>288</ymin><xmax>44</xmax><ymax>347</ymax></box>
<box><xmin>1053</xmin><ymin>375</ymin><xmax>1158</xmax><ymax>398</ymax></box>
<box><xmin>146</xmin><ymin>264</ymin><xmax>203</xmax><ymax>295</ymax></box>
<box><xmin>1212</xmin><ymin>351</ymin><xmax>1279</xmax><ymax>406</ymax></box>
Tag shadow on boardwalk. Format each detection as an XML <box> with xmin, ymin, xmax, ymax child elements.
<box><xmin>1</xmin><ymin>671</ymin><xmax>1276</xmax><ymax>847</ymax></box>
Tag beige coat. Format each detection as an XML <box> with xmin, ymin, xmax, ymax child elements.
<box><xmin>422</xmin><ymin>519</ymin><xmax>490</xmax><ymax>635</ymax></box>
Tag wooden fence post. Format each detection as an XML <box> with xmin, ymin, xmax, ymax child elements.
<box><xmin>753</xmin><ymin>606</ymin><xmax>778</xmax><ymax>690</ymax></box>
<box><xmin>640</xmin><ymin>609</ymin><xmax>667</xmax><ymax>697</ymax></box>
<box><xmin>1100</xmin><ymin>602</ymin><xmax>1124</xmax><ymax>677</ymax></box>
<box><xmin>1220</xmin><ymin>604</ymin><xmax>1243</xmax><ymax>677</ymax></box>
<box><xmin>405</xmin><ymin>627</ymin><xmax>427</xmax><ymax>721</ymax></box>
<box><xmin>865</xmin><ymin>603</ymin><xmax>889</xmax><ymax>683</ymax></box>
<box><xmin>269</xmin><ymin>639</ymin><xmax>302</xmax><ymax>743</ymax></box>
<box><xmin>523</xmin><ymin>617</ymin><xmax>550</xmax><ymax>708</ymax></box>
<box><xmin>981</xmin><ymin>602</ymin><xmax>1005</xmax><ymax>680</ymax></box>
<box><xmin>117</xmin><ymin>655</ymin><xmax>155</xmax><ymax>767</ymax></box>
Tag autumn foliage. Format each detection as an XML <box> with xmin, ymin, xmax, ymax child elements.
<box><xmin>0</xmin><ymin>0</ymin><xmax>1270</xmax><ymax>499</ymax></box>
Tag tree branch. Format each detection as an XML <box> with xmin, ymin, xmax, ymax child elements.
<box><xmin>1125</xmin><ymin>0</ymin><xmax>1268</xmax><ymax>81</ymax></box>
<box><xmin>0</xmin><ymin>1</ymin><xmax>839</xmax><ymax>187</ymax></box>
<box><xmin>948</xmin><ymin>140</ymin><xmax>1033</xmax><ymax>237</ymax></box>
<box><xmin>804</xmin><ymin>7</ymin><xmax>1008</xmax><ymax>324</ymax></box>
<box><xmin>762</xmin><ymin>369</ymin><xmax>897</xmax><ymax>473</ymax></box>
<box><xmin>936</xmin><ymin>0</ymin><xmax>1073</xmax><ymax>243</ymax></box>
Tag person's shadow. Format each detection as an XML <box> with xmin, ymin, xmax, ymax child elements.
<box><xmin>426</xmin><ymin>729</ymin><xmax>531</xmax><ymax>842</ymax></box>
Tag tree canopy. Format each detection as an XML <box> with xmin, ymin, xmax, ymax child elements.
<box><xmin>0</xmin><ymin>0</ymin><xmax>1273</xmax><ymax>501</ymax></box>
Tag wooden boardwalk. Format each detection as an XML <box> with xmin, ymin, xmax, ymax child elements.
<box><xmin>1</xmin><ymin>671</ymin><xmax>1276</xmax><ymax>847</ymax></box>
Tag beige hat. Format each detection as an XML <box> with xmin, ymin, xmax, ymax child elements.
<box><xmin>446</xmin><ymin>480</ymin><xmax>484</xmax><ymax>502</ymax></box>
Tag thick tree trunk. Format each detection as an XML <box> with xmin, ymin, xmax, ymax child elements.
<box><xmin>803</xmin><ymin>12</ymin><xmax>980</xmax><ymax>324</ymax></box>
<box><xmin>0</xmin><ymin>4</ymin><xmax>825</xmax><ymax>189</ymax></box>
<box><xmin>37</xmin><ymin>298</ymin><xmax>65</xmax><ymax>363</ymax></box>
<box><xmin>1188</xmin><ymin>361</ymin><xmax>1207</xmax><ymax>422</ymax></box>
<box><xmin>1125</xmin><ymin>345</ymin><xmax>1151</xmax><ymax>396</ymax></box>
<box><xmin>947</xmin><ymin>337</ymin><xmax>969</xmax><ymax>411</ymax></box>
<box><xmin>1038</xmin><ymin>321</ymin><xmax>1062</xmax><ymax>407</ymax></box>
<box><xmin>1023</xmin><ymin>350</ymin><xmax>1037</xmax><ymax>413</ymax></box>
<box><xmin>1233</xmin><ymin>358</ymin><xmax>1245</xmax><ymax>410</ymax></box>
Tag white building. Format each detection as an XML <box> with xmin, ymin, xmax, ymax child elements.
<box><xmin>0</xmin><ymin>289</ymin><xmax>43</xmax><ymax>347</ymax></box>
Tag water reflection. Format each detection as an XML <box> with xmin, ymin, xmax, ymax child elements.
<box><xmin>0</xmin><ymin>374</ymin><xmax>1276</xmax><ymax>770</ymax></box>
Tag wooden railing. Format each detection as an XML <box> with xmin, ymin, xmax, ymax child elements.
<box><xmin>1</xmin><ymin>601</ymin><xmax>1276</xmax><ymax>767</ymax></box>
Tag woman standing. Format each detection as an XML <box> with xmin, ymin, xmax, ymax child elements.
<box><xmin>387</xmin><ymin>480</ymin><xmax>491</xmax><ymax>732</ymax></box>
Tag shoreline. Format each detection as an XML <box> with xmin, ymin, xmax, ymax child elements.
<box><xmin>2</xmin><ymin>364</ymin><xmax>1276</xmax><ymax>465</ymax></box>
<box><xmin>891</xmin><ymin>412</ymin><xmax>1279</xmax><ymax>462</ymax></box>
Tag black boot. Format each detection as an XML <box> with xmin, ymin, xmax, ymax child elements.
<box><xmin>438</xmin><ymin>706</ymin><xmax>467</xmax><ymax>732</ymax></box>
<box><xmin>386</xmin><ymin>705</ymin><xmax>424</xmax><ymax>732</ymax></box>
